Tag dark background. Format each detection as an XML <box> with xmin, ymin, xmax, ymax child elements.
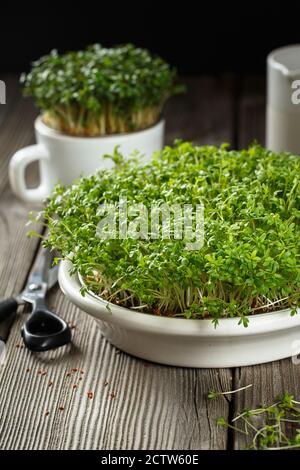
<box><xmin>1</xmin><ymin>6</ymin><xmax>300</xmax><ymax>75</ymax></box>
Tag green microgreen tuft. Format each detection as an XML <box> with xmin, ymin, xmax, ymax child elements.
<box><xmin>21</xmin><ymin>44</ymin><xmax>183</xmax><ymax>136</ymax></box>
<box><xmin>36</xmin><ymin>142</ymin><xmax>300</xmax><ymax>325</ymax></box>
<box><xmin>216</xmin><ymin>392</ymin><xmax>300</xmax><ymax>450</ymax></box>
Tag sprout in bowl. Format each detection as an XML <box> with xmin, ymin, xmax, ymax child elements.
<box><xmin>32</xmin><ymin>142</ymin><xmax>300</xmax><ymax>329</ymax></box>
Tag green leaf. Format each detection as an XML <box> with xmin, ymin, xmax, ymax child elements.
<box><xmin>21</xmin><ymin>44</ymin><xmax>182</xmax><ymax>136</ymax></box>
<box><xmin>31</xmin><ymin>142</ymin><xmax>300</xmax><ymax>327</ymax></box>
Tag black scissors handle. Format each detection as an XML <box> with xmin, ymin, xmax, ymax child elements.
<box><xmin>0</xmin><ymin>248</ymin><xmax>72</xmax><ymax>352</ymax></box>
<box><xmin>21</xmin><ymin>297</ymin><xmax>72</xmax><ymax>352</ymax></box>
<box><xmin>0</xmin><ymin>254</ymin><xmax>59</xmax><ymax>325</ymax></box>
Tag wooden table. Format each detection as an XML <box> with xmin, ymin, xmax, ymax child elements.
<box><xmin>0</xmin><ymin>75</ymin><xmax>299</xmax><ymax>450</ymax></box>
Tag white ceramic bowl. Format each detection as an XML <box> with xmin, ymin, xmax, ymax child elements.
<box><xmin>59</xmin><ymin>260</ymin><xmax>300</xmax><ymax>367</ymax></box>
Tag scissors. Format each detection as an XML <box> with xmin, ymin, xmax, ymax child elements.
<box><xmin>0</xmin><ymin>247</ymin><xmax>71</xmax><ymax>351</ymax></box>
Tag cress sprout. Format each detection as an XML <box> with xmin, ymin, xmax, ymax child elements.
<box><xmin>33</xmin><ymin>142</ymin><xmax>300</xmax><ymax>326</ymax></box>
<box><xmin>216</xmin><ymin>392</ymin><xmax>300</xmax><ymax>450</ymax></box>
<box><xmin>21</xmin><ymin>44</ymin><xmax>182</xmax><ymax>136</ymax></box>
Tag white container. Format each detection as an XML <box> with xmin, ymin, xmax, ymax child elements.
<box><xmin>9</xmin><ymin>116</ymin><xmax>165</xmax><ymax>203</ymax></box>
<box><xmin>267</xmin><ymin>44</ymin><xmax>300</xmax><ymax>154</ymax></box>
<box><xmin>59</xmin><ymin>260</ymin><xmax>300</xmax><ymax>368</ymax></box>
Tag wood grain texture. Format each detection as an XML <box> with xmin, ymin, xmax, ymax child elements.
<box><xmin>0</xmin><ymin>78</ymin><xmax>37</xmax><ymax>193</ymax></box>
<box><xmin>232</xmin><ymin>75</ymin><xmax>300</xmax><ymax>450</ymax></box>
<box><xmin>0</xmin><ymin>290</ymin><xmax>232</xmax><ymax>450</ymax></box>
<box><xmin>0</xmin><ymin>75</ymin><xmax>236</xmax><ymax>450</ymax></box>
<box><xmin>236</xmin><ymin>75</ymin><xmax>266</xmax><ymax>149</ymax></box>
<box><xmin>0</xmin><ymin>78</ymin><xmax>40</xmax><ymax>341</ymax></box>
<box><xmin>232</xmin><ymin>360</ymin><xmax>300</xmax><ymax>450</ymax></box>
<box><xmin>165</xmin><ymin>75</ymin><xmax>235</xmax><ymax>146</ymax></box>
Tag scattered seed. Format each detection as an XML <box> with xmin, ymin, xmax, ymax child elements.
<box><xmin>48</xmin><ymin>381</ymin><xmax>53</xmax><ymax>387</ymax></box>
<box><xmin>26</xmin><ymin>368</ymin><xmax>31</xmax><ymax>373</ymax></box>
<box><xmin>66</xmin><ymin>373</ymin><xmax>71</xmax><ymax>377</ymax></box>
<box><xmin>104</xmin><ymin>381</ymin><xmax>109</xmax><ymax>387</ymax></box>
<box><xmin>41</xmin><ymin>371</ymin><xmax>47</xmax><ymax>376</ymax></box>
<box><xmin>45</xmin><ymin>411</ymin><xmax>50</xmax><ymax>417</ymax></box>
<box><xmin>79</xmin><ymin>377</ymin><xmax>83</xmax><ymax>381</ymax></box>
<box><xmin>72</xmin><ymin>368</ymin><xmax>78</xmax><ymax>372</ymax></box>
<box><xmin>87</xmin><ymin>391</ymin><xmax>93</xmax><ymax>399</ymax></box>
<box><xmin>110</xmin><ymin>392</ymin><xmax>116</xmax><ymax>399</ymax></box>
<box><xmin>58</xmin><ymin>406</ymin><xmax>64</xmax><ymax>411</ymax></box>
<box><xmin>73</xmin><ymin>384</ymin><xmax>77</xmax><ymax>389</ymax></box>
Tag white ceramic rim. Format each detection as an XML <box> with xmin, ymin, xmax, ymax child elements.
<box><xmin>267</xmin><ymin>44</ymin><xmax>300</xmax><ymax>77</ymax></box>
<box><xmin>35</xmin><ymin>115</ymin><xmax>165</xmax><ymax>142</ymax></box>
<box><xmin>58</xmin><ymin>259</ymin><xmax>300</xmax><ymax>337</ymax></box>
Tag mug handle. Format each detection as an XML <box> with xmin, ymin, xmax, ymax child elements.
<box><xmin>9</xmin><ymin>144</ymin><xmax>50</xmax><ymax>203</ymax></box>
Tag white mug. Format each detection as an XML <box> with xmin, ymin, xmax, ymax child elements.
<box><xmin>9</xmin><ymin>116</ymin><xmax>165</xmax><ymax>203</ymax></box>
<box><xmin>267</xmin><ymin>44</ymin><xmax>300</xmax><ymax>154</ymax></box>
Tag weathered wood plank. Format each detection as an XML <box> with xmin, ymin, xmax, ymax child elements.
<box><xmin>0</xmin><ymin>187</ymin><xmax>41</xmax><ymax>341</ymax></box>
<box><xmin>0</xmin><ymin>76</ymin><xmax>40</xmax><ymax>340</ymax></box>
<box><xmin>0</xmin><ymin>76</ymin><xmax>234</xmax><ymax>450</ymax></box>
<box><xmin>236</xmin><ymin>75</ymin><xmax>266</xmax><ymax>148</ymax></box>
<box><xmin>0</xmin><ymin>97</ymin><xmax>37</xmax><ymax>193</ymax></box>
<box><xmin>232</xmin><ymin>75</ymin><xmax>299</xmax><ymax>450</ymax></box>
<box><xmin>0</xmin><ymin>293</ymin><xmax>232</xmax><ymax>450</ymax></box>
<box><xmin>232</xmin><ymin>360</ymin><xmax>300</xmax><ymax>449</ymax></box>
<box><xmin>165</xmin><ymin>75</ymin><xmax>235</xmax><ymax>146</ymax></box>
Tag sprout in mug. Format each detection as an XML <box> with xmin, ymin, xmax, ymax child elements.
<box><xmin>21</xmin><ymin>44</ymin><xmax>183</xmax><ymax>137</ymax></box>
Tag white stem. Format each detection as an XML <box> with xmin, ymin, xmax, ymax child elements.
<box><xmin>220</xmin><ymin>383</ymin><xmax>253</xmax><ymax>396</ymax></box>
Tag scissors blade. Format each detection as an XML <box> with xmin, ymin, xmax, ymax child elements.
<box><xmin>47</xmin><ymin>264</ymin><xmax>59</xmax><ymax>290</ymax></box>
<box><xmin>22</xmin><ymin>248</ymin><xmax>56</xmax><ymax>300</ymax></box>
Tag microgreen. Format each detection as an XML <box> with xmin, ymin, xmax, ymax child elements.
<box><xmin>208</xmin><ymin>384</ymin><xmax>253</xmax><ymax>400</ymax></box>
<box><xmin>21</xmin><ymin>44</ymin><xmax>183</xmax><ymax>136</ymax></box>
<box><xmin>215</xmin><ymin>392</ymin><xmax>300</xmax><ymax>450</ymax></box>
<box><xmin>36</xmin><ymin>142</ymin><xmax>300</xmax><ymax>325</ymax></box>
